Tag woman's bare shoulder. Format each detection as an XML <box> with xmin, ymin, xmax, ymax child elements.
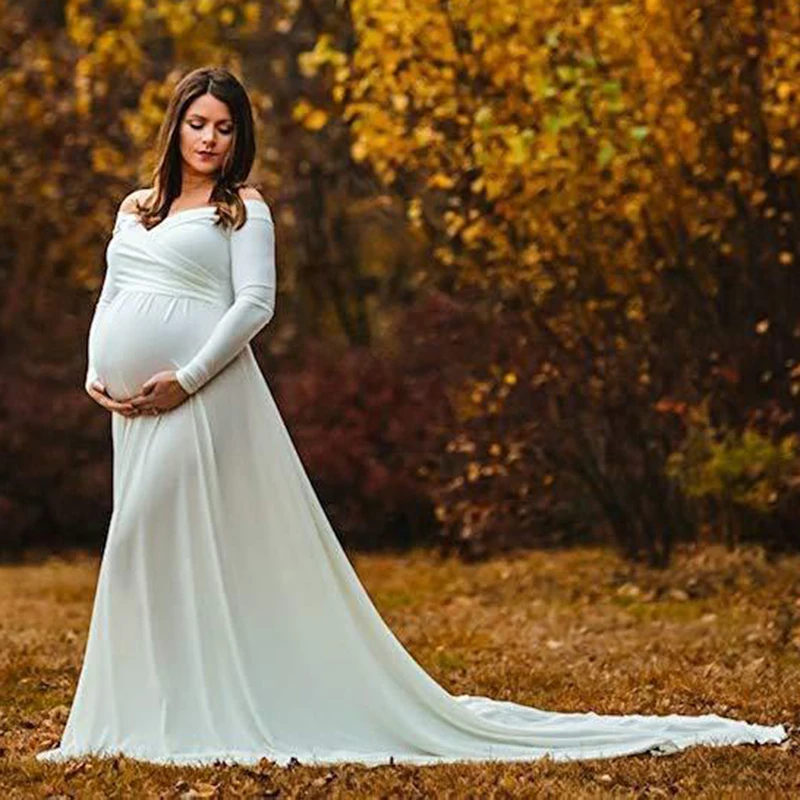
<box><xmin>119</xmin><ymin>188</ymin><xmax>155</xmax><ymax>214</ymax></box>
<box><xmin>237</xmin><ymin>186</ymin><xmax>266</xmax><ymax>203</ymax></box>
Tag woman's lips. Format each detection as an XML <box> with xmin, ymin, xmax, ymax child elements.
<box><xmin>197</xmin><ymin>152</ymin><xmax>216</xmax><ymax>160</ymax></box>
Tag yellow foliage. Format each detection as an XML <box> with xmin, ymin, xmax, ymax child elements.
<box><xmin>666</xmin><ymin>402</ymin><xmax>799</xmax><ymax>515</ymax></box>
<box><xmin>66</xmin><ymin>0</ymin><xmax>96</xmax><ymax>48</ymax></box>
<box><xmin>91</xmin><ymin>144</ymin><xmax>127</xmax><ymax>175</ymax></box>
<box><xmin>427</xmin><ymin>173</ymin><xmax>455</xmax><ymax>190</ymax></box>
<box><xmin>298</xmin><ymin>34</ymin><xmax>348</xmax><ymax>79</ymax></box>
<box><xmin>322</xmin><ymin>0</ymin><xmax>800</xmax><ymax>362</ymax></box>
<box><xmin>293</xmin><ymin>99</ymin><xmax>329</xmax><ymax>130</ymax></box>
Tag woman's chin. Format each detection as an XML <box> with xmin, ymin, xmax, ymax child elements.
<box><xmin>190</xmin><ymin>158</ymin><xmax>219</xmax><ymax>173</ymax></box>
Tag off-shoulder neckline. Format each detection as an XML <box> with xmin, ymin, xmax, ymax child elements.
<box><xmin>117</xmin><ymin>197</ymin><xmax>269</xmax><ymax>220</ymax></box>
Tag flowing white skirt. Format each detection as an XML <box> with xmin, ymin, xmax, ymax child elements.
<box><xmin>36</xmin><ymin>347</ymin><xmax>788</xmax><ymax>766</ymax></box>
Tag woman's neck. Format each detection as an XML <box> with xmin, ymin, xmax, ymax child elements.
<box><xmin>179</xmin><ymin>170</ymin><xmax>217</xmax><ymax>200</ymax></box>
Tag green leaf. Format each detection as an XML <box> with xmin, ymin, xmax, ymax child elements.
<box><xmin>597</xmin><ymin>141</ymin><xmax>616</xmax><ymax>167</ymax></box>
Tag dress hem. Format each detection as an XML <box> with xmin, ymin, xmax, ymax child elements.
<box><xmin>33</xmin><ymin>724</ymin><xmax>788</xmax><ymax>768</ymax></box>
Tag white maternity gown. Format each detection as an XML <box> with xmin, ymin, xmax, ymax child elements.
<box><xmin>36</xmin><ymin>197</ymin><xmax>788</xmax><ymax>767</ymax></box>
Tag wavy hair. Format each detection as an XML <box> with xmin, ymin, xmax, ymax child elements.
<box><xmin>132</xmin><ymin>66</ymin><xmax>259</xmax><ymax>232</ymax></box>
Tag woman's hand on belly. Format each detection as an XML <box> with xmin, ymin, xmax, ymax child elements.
<box><xmin>128</xmin><ymin>370</ymin><xmax>190</xmax><ymax>417</ymax></box>
<box><xmin>86</xmin><ymin>381</ymin><xmax>141</xmax><ymax>418</ymax></box>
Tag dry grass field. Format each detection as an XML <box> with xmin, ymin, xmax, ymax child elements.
<box><xmin>1</xmin><ymin>544</ymin><xmax>798</xmax><ymax>798</ymax></box>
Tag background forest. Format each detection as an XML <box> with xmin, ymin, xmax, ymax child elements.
<box><xmin>1</xmin><ymin>0</ymin><xmax>799</xmax><ymax>567</ymax></box>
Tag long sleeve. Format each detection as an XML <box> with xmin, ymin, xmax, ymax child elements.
<box><xmin>174</xmin><ymin>202</ymin><xmax>276</xmax><ymax>395</ymax></box>
<box><xmin>85</xmin><ymin>210</ymin><xmax>126</xmax><ymax>392</ymax></box>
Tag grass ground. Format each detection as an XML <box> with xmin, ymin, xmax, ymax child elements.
<box><xmin>1</xmin><ymin>544</ymin><xmax>798</xmax><ymax>798</ymax></box>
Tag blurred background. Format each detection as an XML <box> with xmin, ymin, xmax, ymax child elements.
<box><xmin>1</xmin><ymin>0</ymin><xmax>798</xmax><ymax>566</ymax></box>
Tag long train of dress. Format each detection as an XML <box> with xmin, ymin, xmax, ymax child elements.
<box><xmin>36</xmin><ymin>198</ymin><xmax>787</xmax><ymax>766</ymax></box>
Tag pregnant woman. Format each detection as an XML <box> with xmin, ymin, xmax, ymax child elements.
<box><xmin>36</xmin><ymin>66</ymin><xmax>787</xmax><ymax>767</ymax></box>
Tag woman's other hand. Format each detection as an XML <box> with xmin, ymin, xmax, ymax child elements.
<box><xmin>86</xmin><ymin>381</ymin><xmax>140</xmax><ymax>417</ymax></box>
<box><xmin>129</xmin><ymin>371</ymin><xmax>190</xmax><ymax>416</ymax></box>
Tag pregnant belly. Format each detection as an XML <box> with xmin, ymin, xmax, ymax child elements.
<box><xmin>94</xmin><ymin>291</ymin><xmax>227</xmax><ymax>400</ymax></box>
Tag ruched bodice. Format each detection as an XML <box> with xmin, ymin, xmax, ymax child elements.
<box><xmin>89</xmin><ymin>198</ymin><xmax>275</xmax><ymax>400</ymax></box>
<box><xmin>107</xmin><ymin>204</ymin><xmax>246</xmax><ymax>308</ymax></box>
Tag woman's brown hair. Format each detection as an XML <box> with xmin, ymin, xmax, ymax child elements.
<box><xmin>132</xmin><ymin>66</ymin><xmax>259</xmax><ymax>232</ymax></box>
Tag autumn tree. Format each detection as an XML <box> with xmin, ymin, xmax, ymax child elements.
<box><xmin>319</xmin><ymin>0</ymin><xmax>800</xmax><ymax>564</ymax></box>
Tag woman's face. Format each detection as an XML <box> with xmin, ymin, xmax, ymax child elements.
<box><xmin>179</xmin><ymin>92</ymin><xmax>234</xmax><ymax>178</ymax></box>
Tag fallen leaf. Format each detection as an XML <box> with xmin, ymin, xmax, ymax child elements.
<box><xmin>47</xmin><ymin>706</ymin><xmax>70</xmax><ymax>723</ymax></box>
<box><xmin>182</xmin><ymin>782</ymin><xmax>219</xmax><ymax>799</ymax></box>
<box><xmin>64</xmin><ymin>759</ymin><xmax>88</xmax><ymax>778</ymax></box>
<box><xmin>311</xmin><ymin>771</ymin><xmax>336</xmax><ymax>788</ymax></box>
